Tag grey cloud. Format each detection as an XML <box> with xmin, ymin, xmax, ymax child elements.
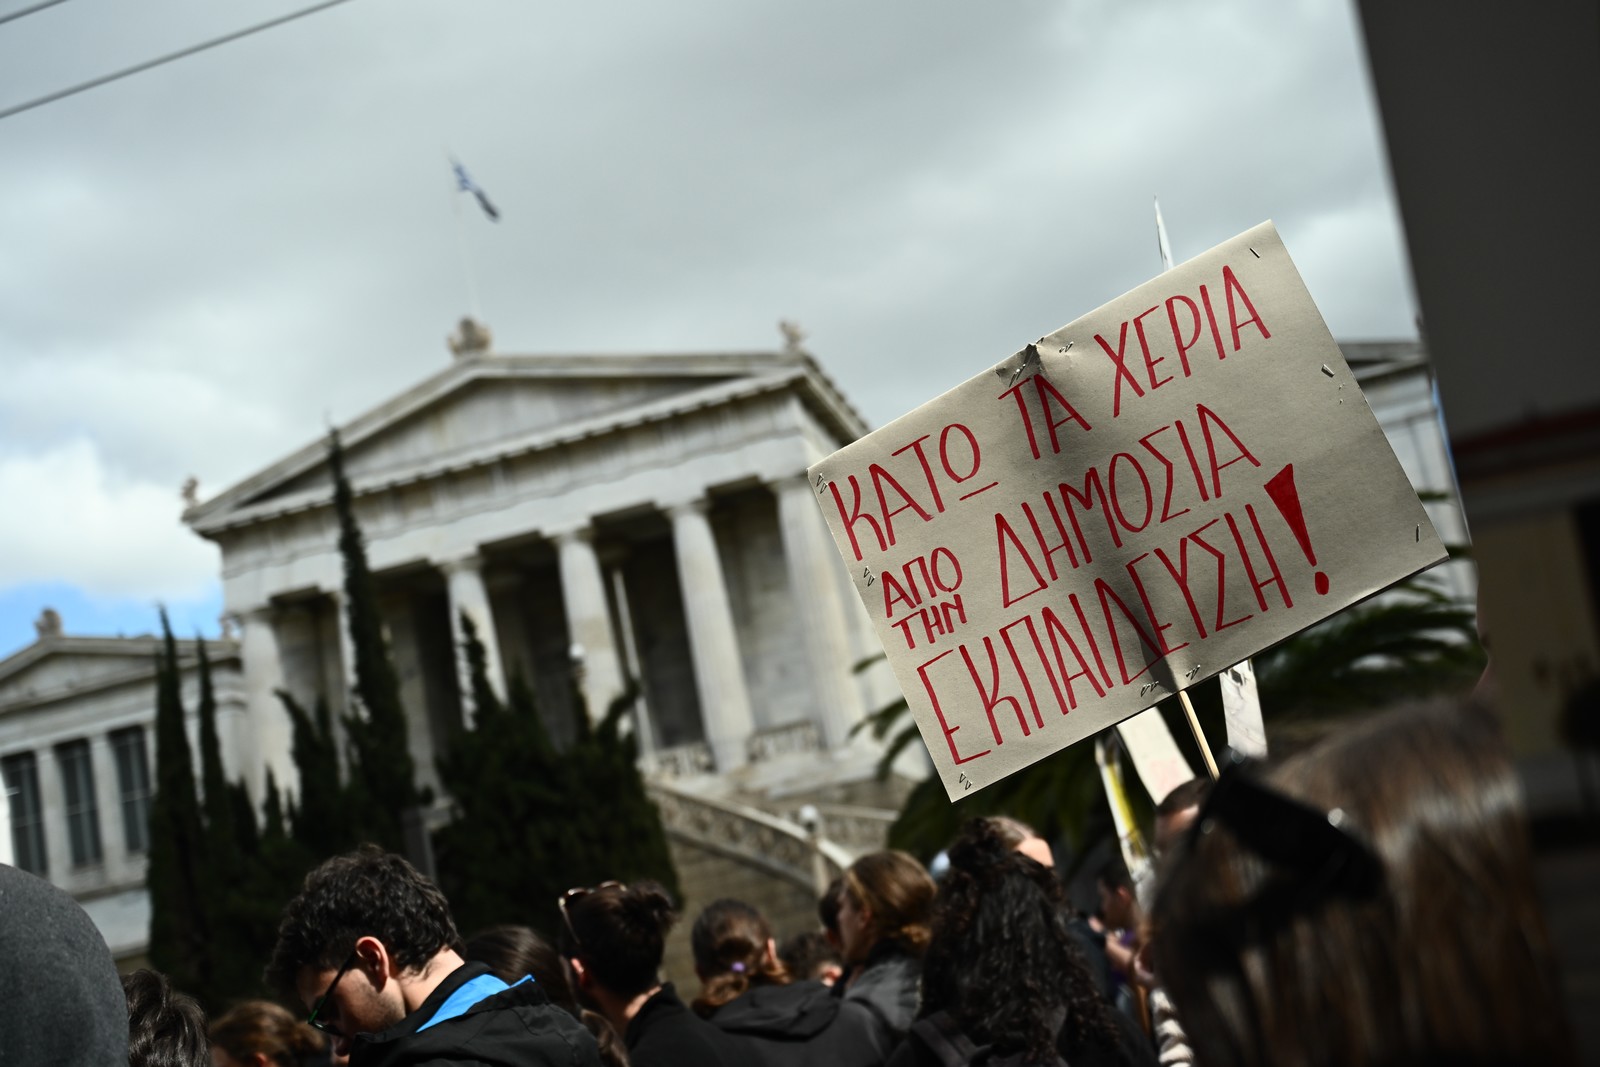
<box><xmin>1</xmin><ymin>0</ymin><xmax>1414</xmax><ymax>508</ymax></box>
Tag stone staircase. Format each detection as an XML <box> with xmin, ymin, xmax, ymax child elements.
<box><xmin>642</xmin><ymin>731</ymin><xmax>907</xmax><ymax>985</ymax></box>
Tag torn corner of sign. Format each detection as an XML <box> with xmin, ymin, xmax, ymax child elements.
<box><xmin>995</xmin><ymin>342</ymin><xmax>1044</xmax><ymax>386</ymax></box>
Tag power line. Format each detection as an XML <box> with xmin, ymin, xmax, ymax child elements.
<box><xmin>0</xmin><ymin>0</ymin><xmax>71</xmax><ymax>27</ymax></box>
<box><xmin>0</xmin><ymin>0</ymin><xmax>360</xmax><ymax>122</ymax></box>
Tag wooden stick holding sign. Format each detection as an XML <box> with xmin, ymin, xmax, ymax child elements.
<box><xmin>808</xmin><ymin>221</ymin><xmax>1449</xmax><ymax>800</ymax></box>
<box><xmin>1178</xmin><ymin>690</ymin><xmax>1220</xmax><ymax>780</ymax></box>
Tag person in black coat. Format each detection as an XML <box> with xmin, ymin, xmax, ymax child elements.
<box><xmin>835</xmin><ymin>850</ymin><xmax>938</xmax><ymax>1060</ymax></box>
<box><xmin>560</xmin><ymin>880</ymin><xmax>736</xmax><ymax>1067</ymax></box>
<box><xmin>888</xmin><ymin>820</ymin><xmax>1155</xmax><ymax>1067</ymax></box>
<box><xmin>265</xmin><ymin>847</ymin><xmax>601</xmax><ymax>1067</ymax></box>
<box><xmin>690</xmin><ymin>898</ymin><xmax>884</xmax><ymax>1067</ymax></box>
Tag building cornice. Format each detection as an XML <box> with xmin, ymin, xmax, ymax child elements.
<box><xmin>0</xmin><ymin>637</ymin><xmax>241</xmax><ymax>714</ymax></box>
<box><xmin>187</xmin><ymin>358</ymin><xmax>867</xmax><ymax>538</ymax></box>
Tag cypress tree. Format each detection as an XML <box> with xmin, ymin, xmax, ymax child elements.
<box><xmin>262</xmin><ymin>770</ymin><xmax>287</xmax><ymax>840</ymax></box>
<box><xmin>246</xmin><ymin>766</ymin><xmax>317</xmax><ymax>976</ymax></box>
<box><xmin>435</xmin><ymin>615</ymin><xmax>558</xmax><ymax>931</ymax></box>
<box><xmin>279</xmin><ymin>690</ymin><xmax>355</xmax><ymax>860</ymax></box>
<box><xmin>146</xmin><ymin>610</ymin><xmax>212</xmax><ymax>994</ymax></box>
<box><xmin>327</xmin><ymin>428</ymin><xmax>420</xmax><ymax>852</ymax></box>
<box><xmin>192</xmin><ymin>638</ymin><xmax>265</xmax><ymax>1000</ymax></box>
<box><xmin>435</xmin><ymin>614</ymin><xmax>676</xmax><ymax>935</ymax></box>
<box><xmin>566</xmin><ymin>683</ymin><xmax>679</xmax><ymax>903</ymax></box>
<box><xmin>196</xmin><ymin>640</ymin><xmax>240</xmax><ymax>861</ymax></box>
<box><xmin>229</xmin><ymin>780</ymin><xmax>260</xmax><ymax>857</ymax></box>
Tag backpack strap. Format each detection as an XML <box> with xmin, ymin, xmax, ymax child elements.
<box><xmin>910</xmin><ymin>1009</ymin><xmax>1074</xmax><ymax>1067</ymax></box>
<box><xmin>909</xmin><ymin>1011</ymin><xmax>991</xmax><ymax>1067</ymax></box>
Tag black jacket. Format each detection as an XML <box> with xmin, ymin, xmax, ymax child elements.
<box><xmin>885</xmin><ymin>1006</ymin><xmax>1156</xmax><ymax>1067</ymax></box>
<box><xmin>708</xmin><ymin>980</ymin><xmax>888</xmax><ymax>1067</ymax></box>
<box><xmin>841</xmin><ymin>948</ymin><xmax>921</xmax><ymax>1059</ymax></box>
<box><xmin>351</xmin><ymin>961</ymin><xmax>602</xmax><ymax>1067</ymax></box>
<box><xmin>625</xmin><ymin>984</ymin><xmax>738</xmax><ymax>1067</ymax></box>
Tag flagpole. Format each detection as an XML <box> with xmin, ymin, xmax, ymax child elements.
<box><xmin>447</xmin><ymin>153</ymin><xmax>483</xmax><ymax>321</ymax></box>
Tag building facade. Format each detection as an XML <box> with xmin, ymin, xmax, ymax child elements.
<box><xmin>3</xmin><ymin>330</ymin><xmax>1470</xmax><ymax>968</ymax></box>
<box><xmin>183</xmin><ymin>332</ymin><xmax>898</xmax><ymax>808</ymax></box>
<box><xmin>0</xmin><ymin>613</ymin><xmax>246</xmax><ymax>965</ymax></box>
<box><xmin>1343</xmin><ymin>340</ymin><xmax>1476</xmax><ymax>604</ymax></box>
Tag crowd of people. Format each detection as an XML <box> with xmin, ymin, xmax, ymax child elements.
<box><xmin>2</xmin><ymin>698</ymin><xmax>1578</xmax><ymax>1066</ymax></box>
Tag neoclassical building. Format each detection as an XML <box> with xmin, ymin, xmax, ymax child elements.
<box><xmin>183</xmin><ymin>325</ymin><xmax>898</xmax><ymax>809</ymax></box>
<box><xmin>2</xmin><ymin>329</ymin><xmax>1472</xmax><ymax>972</ymax></box>
<box><xmin>0</xmin><ymin>612</ymin><xmax>245</xmax><ymax>965</ymax></box>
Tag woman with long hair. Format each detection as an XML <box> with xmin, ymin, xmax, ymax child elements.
<box><xmin>836</xmin><ymin>850</ymin><xmax>937</xmax><ymax>1053</ymax></box>
<box><xmin>690</xmin><ymin>898</ymin><xmax>882</xmax><ymax>1067</ymax></box>
<box><xmin>1151</xmin><ymin>700</ymin><xmax>1576</xmax><ymax>1067</ymax></box>
<box><xmin>893</xmin><ymin>820</ymin><xmax>1154</xmax><ymax>1067</ymax></box>
<box><xmin>466</xmin><ymin>924</ymin><xmax>629</xmax><ymax>1067</ymax></box>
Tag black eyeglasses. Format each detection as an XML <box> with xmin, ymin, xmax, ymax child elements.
<box><xmin>306</xmin><ymin>949</ymin><xmax>360</xmax><ymax>1037</ymax></box>
<box><xmin>557</xmin><ymin>881</ymin><xmax>624</xmax><ymax>950</ymax></box>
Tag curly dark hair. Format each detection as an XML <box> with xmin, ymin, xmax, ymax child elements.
<box><xmin>919</xmin><ymin>819</ymin><xmax>1118</xmax><ymax>1064</ymax></box>
<box><xmin>560</xmin><ymin>881</ymin><xmax>676</xmax><ymax>998</ymax></box>
<box><xmin>265</xmin><ymin>845</ymin><xmax>464</xmax><ymax>996</ymax></box>
<box><xmin>122</xmin><ymin>969</ymin><xmax>209</xmax><ymax>1067</ymax></box>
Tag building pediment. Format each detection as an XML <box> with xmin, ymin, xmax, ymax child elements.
<box><xmin>0</xmin><ymin>636</ymin><xmax>236</xmax><ymax>712</ymax></box>
<box><xmin>185</xmin><ymin>350</ymin><xmax>866</xmax><ymax>536</ymax></box>
<box><xmin>270</xmin><ymin>373</ymin><xmax>732</xmax><ymax>501</ymax></box>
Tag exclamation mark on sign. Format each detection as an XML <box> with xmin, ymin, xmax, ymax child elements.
<box><xmin>1263</xmin><ymin>464</ymin><xmax>1329</xmax><ymax>595</ymax></box>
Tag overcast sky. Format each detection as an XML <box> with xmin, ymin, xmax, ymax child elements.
<box><xmin>0</xmin><ymin>0</ymin><xmax>1417</xmax><ymax>657</ymax></box>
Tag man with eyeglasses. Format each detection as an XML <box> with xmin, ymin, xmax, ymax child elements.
<box><xmin>266</xmin><ymin>845</ymin><xmax>602</xmax><ymax>1066</ymax></box>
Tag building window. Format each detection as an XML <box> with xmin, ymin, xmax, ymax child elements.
<box><xmin>1</xmin><ymin>751</ymin><xmax>48</xmax><ymax>876</ymax></box>
<box><xmin>110</xmin><ymin>727</ymin><xmax>152</xmax><ymax>855</ymax></box>
<box><xmin>55</xmin><ymin>740</ymin><xmax>102</xmax><ymax>867</ymax></box>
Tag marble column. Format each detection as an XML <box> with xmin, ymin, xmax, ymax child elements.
<box><xmin>36</xmin><ymin>745</ymin><xmax>70</xmax><ymax>881</ymax></box>
<box><xmin>774</xmin><ymin>474</ymin><xmax>865</xmax><ymax>751</ymax></box>
<box><xmin>440</xmin><ymin>554</ymin><xmax>505</xmax><ymax>724</ymax></box>
<box><xmin>237</xmin><ymin>607</ymin><xmax>295</xmax><ymax>804</ymax></box>
<box><xmin>87</xmin><ymin>733</ymin><xmax>124</xmax><ymax>872</ymax></box>
<box><xmin>554</xmin><ymin>526</ymin><xmax>626</xmax><ymax>723</ymax></box>
<box><xmin>667</xmin><ymin>498</ymin><xmax>756</xmax><ymax>771</ymax></box>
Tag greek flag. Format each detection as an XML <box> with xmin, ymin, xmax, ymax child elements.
<box><xmin>452</xmin><ymin>160</ymin><xmax>500</xmax><ymax>221</ymax></box>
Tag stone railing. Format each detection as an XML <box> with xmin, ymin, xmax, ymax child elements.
<box><xmin>646</xmin><ymin>779</ymin><xmax>853</xmax><ymax>894</ymax></box>
<box><xmin>746</xmin><ymin>719</ymin><xmax>822</xmax><ymax>764</ymax></box>
<box><xmin>642</xmin><ymin>741</ymin><xmax>715</xmax><ymax>780</ymax></box>
<box><xmin>800</xmin><ymin>804</ymin><xmax>898</xmax><ymax>858</ymax></box>
<box><xmin>640</xmin><ymin>721</ymin><xmax>824</xmax><ymax>779</ymax></box>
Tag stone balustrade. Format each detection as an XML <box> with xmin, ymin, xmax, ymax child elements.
<box><xmin>643</xmin><ymin>742</ymin><xmax>715</xmax><ymax>780</ymax></box>
<box><xmin>646</xmin><ymin>779</ymin><xmax>853</xmax><ymax>895</ymax></box>
<box><xmin>745</xmin><ymin>719</ymin><xmax>822</xmax><ymax>764</ymax></box>
<box><xmin>798</xmin><ymin>803</ymin><xmax>897</xmax><ymax>858</ymax></box>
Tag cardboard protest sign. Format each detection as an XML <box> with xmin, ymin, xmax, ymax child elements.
<box><xmin>1220</xmin><ymin>659</ymin><xmax>1268</xmax><ymax>758</ymax></box>
<box><xmin>808</xmin><ymin>221</ymin><xmax>1447</xmax><ymax>800</ymax></box>
<box><xmin>1116</xmin><ymin>708</ymin><xmax>1195</xmax><ymax>805</ymax></box>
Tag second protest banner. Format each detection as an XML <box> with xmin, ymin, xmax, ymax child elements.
<box><xmin>809</xmin><ymin>221</ymin><xmax>1447</xmax><ymax>800</ymax></box>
